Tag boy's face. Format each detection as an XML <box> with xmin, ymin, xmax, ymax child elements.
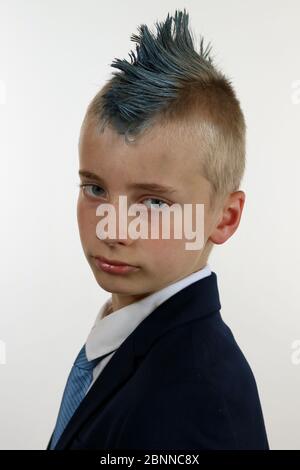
<box><xmin>77</xmin><ymin>117</ymin><xmax>220</xmax><ymax>311</ymax></box>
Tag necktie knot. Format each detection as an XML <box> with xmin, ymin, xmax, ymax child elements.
<box><xmin>74</xmin><ymin>344</ymin><xmax>100</xmax><ymax>371</ymax></box>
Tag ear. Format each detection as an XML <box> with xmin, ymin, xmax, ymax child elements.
<box><xmin>209</xmin><ymin>191</ymin><xmax>246</xmax><ymax>245</ymax></box>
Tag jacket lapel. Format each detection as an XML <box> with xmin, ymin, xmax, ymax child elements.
<box><xmin>48</xmin><ymin>271</ymin><xmax>221</xmax><ymax>450</ymax></box>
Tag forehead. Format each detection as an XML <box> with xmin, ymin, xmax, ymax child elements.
<box><xmin>78</xmin><ymin>117</ymin><xmax>204</xmax><ymax>189</ymax></box>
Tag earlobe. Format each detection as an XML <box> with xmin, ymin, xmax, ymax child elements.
<box><xmin>207</xmin><ymin>208</ymin><xmax>229</xmax><ymax>245</ymax></box>
<box><xmin>209</xmin><ymin>192</ymin><xmax>245</xmax><ymax>245</ymax></box>
<box><xmin>209</xmin><ymin>225</ymin><xmax>228</xmax><ymax>245</ymax></box>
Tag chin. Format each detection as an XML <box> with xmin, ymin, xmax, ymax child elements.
<box><xmin>92</xmin><ymin>271</ymin><xmax>138</xmax><ymax>293</ymax></box>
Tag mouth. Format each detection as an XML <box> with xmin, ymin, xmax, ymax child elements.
<box><xmin>93</xmin><ymin>255</ymin><xmax>140</xmax><ymax>275</ymax></box>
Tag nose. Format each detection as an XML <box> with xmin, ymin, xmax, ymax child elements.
<box><xmin>95</xmin><ymin>196</ymin><xmax>137</xmax><ymax>246</ymax></box>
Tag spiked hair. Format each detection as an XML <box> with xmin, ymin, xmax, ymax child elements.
<box><xmin>82</xmin><ymin>8</ymin><xmax>246</xmax><ymax>212</ymax></box>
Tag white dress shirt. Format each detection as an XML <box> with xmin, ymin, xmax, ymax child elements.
<box><xmin>84</xmin><ymin>264</ymin><xmax>212</xmax><ymax>394</ymax></box>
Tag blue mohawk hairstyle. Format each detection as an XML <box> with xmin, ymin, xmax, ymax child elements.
<box><xmin>86</xmin><ymin>8</ymin><xmax>227</xmax><ymax>144</ymax></box>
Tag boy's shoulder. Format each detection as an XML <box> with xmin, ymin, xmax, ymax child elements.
<box><xmin>134</xmin><ymin>271</ymin><xmax>255</xmax><ymax>388</ymax></box>
<box><xmin>145</xmin><ymin>307</ymin><xmax>257</xmax><ymax>387</ymax></box>
<box><xmin>122</xmin><ymin>312</ymin><xmax>269</xmax><ymax>450</ymax></box>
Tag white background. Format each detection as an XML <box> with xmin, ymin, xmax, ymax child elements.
<box><xmin>0</xmin><ymin>0</ymin><xmax>299</xmax><ymax>450</ymax></box>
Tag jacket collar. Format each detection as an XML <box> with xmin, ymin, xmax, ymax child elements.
<box><xmin>86</xmin><ymin>264</ymin><xmax>212</xmax><ymax>361</ymax></box>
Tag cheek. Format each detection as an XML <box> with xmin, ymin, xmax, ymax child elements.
<box><xmin>77</xmin><ymin>199</ymin><xmax>95</xmax><ymax>240</ymax></box>
<box><xmin>142</xmin><ymin>237</ymin><xmax>187</xmax><ymax>265</ymax></box>
<box><xmin>77</xmin><ymin>199</ymin><xmax>86</xmax><ymax>231</ymax></box>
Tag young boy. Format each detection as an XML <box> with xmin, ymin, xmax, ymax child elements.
<box><xmin>47</xmin><ymin>9</ymin><xmax>269</xmax><ymax>450</ymax></box>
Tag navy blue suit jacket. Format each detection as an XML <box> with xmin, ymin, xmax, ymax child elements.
<box><xmin>46</xmin><ymin>271</ymin><xmax>269</xmax><ymax>450</ymax></box>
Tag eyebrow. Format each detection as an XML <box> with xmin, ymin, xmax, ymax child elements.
<box><xmin>78</xmin><ymin>170</ymin><xmax>177</xmax><ymax>194</ymax></box>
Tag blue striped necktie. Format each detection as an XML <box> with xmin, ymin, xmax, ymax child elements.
<box><xmin>50</xmin><ymin>343</ymin><xmax>109</xmax><ymax>449</ymax></box>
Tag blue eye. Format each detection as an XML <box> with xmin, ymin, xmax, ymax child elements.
<box><xmin>78</xmin><ymin>183</ymin><xmax>170</xmax><ymax>208</ymax></box>
<box><xmin>142</xmin><ymin>198</ymin><xmax>169</xmax><ymax>209</ymax></box>
<box><xmin>78</xmin><ymin>183</ymin><xmax>105</xmax><ymax>198</ymax></box>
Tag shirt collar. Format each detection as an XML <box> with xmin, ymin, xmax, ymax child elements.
<box><xmin>85</xmin><ymin>264</ymin><xmax>212</xmax><ymax>361</ymax></box>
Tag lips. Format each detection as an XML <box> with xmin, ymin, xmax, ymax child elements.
<box><xmin>94</xmin><ymin>255</ymin><xmax>136</xmax><ymax>267</ymax></box>
<box><xmin>93</xmin><ymin>255</ymin><xmax>139</xmax><ymax>275</ymax></box>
